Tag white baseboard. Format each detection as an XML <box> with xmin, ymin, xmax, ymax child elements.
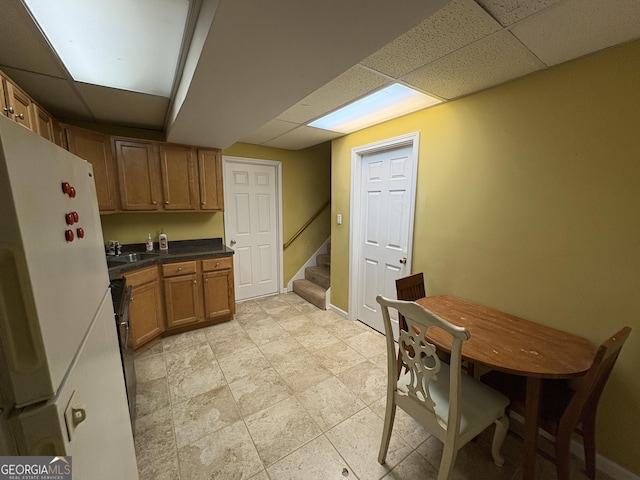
<box><xmin>286</xmin><ymin>237</ymin><xmax>330</xmax><ymax>291</ymax></box>
<box><xmin>329</xmin><ymin>302</ymin><xmax>349</xmax><ymax>319</ymax></box>
<box><xmin>509</xmin><ymin>412</ymin><xmax>638</xmax><ymax>480</ymax></box>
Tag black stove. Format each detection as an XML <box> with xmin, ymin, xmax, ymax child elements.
<box><xmin>110</xmin><ymin>279</ymin><xmax>136</xmax><ymax>429</ymax></box>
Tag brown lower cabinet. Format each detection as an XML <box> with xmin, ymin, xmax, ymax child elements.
<box><xmin>163</xmin><ymin>260</ymin><xmax>200</xmax><ymax>329</ymax></box>
<box><xmin>163</xmin><ymin>256</ymin><xmax>236</xmax><ymax>332</ymax></box>
<box><xmin>123</xmin><ymin>256</ymin><xmax>235</xmax><ymax>349</ymax></box>
<box><xmin>123</xmin><ymin>266</ymin><xmax>165</xmax><ymax>348</ymax></box>
<box><xmin>202</xmin><ymin>257</ymin><xmax>235</xmax><ymax>319</ymax></box>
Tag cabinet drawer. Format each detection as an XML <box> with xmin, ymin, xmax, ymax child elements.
<box><xmin>123</xmin><ymin>265</ymin><xmax>158</xmax><ymax>287</ymax></box>
<box><xmin>202</xmin><ymin>256</ymin><xmax>233</xmax><ymax>272</ymax></box>
<box><xmin>162</xmin><ymin>260</ymin><xmax>197</xmax><ymax>277</ymax></box>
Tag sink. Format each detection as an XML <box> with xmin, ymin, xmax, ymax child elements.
<box><xmin>106</xmin><ymin>252</ymin><xmax>159</xmax><ymax>265</ymax></box>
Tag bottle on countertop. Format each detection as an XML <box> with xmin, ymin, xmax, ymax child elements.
<box><xmin>145</xmin><ymin>233</ymin><xmax>154</xmax><ymax>252</ymax></box>
<box><xmin>159</xmin><ymin>229</ymin><xmax>168</xmax><ymax>251</ymax></box>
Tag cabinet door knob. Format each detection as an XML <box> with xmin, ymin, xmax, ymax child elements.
<box><xmin>193</xmin><ymin>280</ymin><xmax>197</xmax><ymax>284</ymax></box>
<box><xmin>201</xmin><ymin>201</ymin><xmax>206</xmax><ymax>206</ymax></box>
<box><xmin>204</xmin><ymin>278</ymin><xmax>208</xmax><ymax>283</ymax></box>
<box><xmin>177</xmin><ymin>267</ymin><xmax>182</xmax><ymax>271</ymax></box>
<box><xmin>165</xmin><ymin>200</ymin><xmax>169</xmax><ymax>204</ymax></box>
<box><xmin>152</xmin><ymin>200</ymin><xmax>157</xmax><ymax>205</ymax></box>
<box><xmin>15</xmin><ymin>113</ymin><xmax>25</xmax><ymax>120</ymax></box>
<box><xmin>4</xmin><ymin>107</ymin><xmax>14</xmax><ymax>114</ymax></box>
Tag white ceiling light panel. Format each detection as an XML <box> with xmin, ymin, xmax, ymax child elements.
<box><xmin>308</xmin><ymin>83</ymin><xmax>441</xmax><ymax>134</ymax></box>
<box><xmin>23</xmin><ymin>0</ymin><xmax>190</xmax><ymax>97</ymax></box>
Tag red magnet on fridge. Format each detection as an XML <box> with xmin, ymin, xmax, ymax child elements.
<box><xmin>65</xmin><ymin>229</ymin><xmax>75</xmax><ymax>242</ymax></box>
<box><xmin>65</xmin><ymin>213</ymin><xmax>75</xmax><ymax>225</ymax></box>
<box><xmin>76</xmin><ymin>228</ymin><xmax>85</xmax><ymax>239</ymax></box>
<box><xmin>69</xmin><ymin>186</ymin><xmax>77</xmax><ymax>198</ymax></box>
<box><xmin>62</xmin><ymin>182</ymin><xmax>71</xmax><ymax>194</ymax></box>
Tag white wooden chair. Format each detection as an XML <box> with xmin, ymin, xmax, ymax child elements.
<box><xmin>376</xmin><ymin>296</ymin><xmax>510</xmax><ymax>480</ymax></box>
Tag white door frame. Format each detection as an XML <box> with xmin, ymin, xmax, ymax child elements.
<box><xmin>223</xmin><ymin>155</ymin><xmax>285</xmax><ymax>297</ymax></box>
<box><xmin>348</xmin><ymin>132</ymin><xmax>420</xmax><ymax>321</ymax></box>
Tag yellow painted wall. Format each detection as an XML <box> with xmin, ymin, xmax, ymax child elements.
<box><xmin>223</xmin><ymin>142</ymin><xmax>332</xmax><ymax>285</ymax></box>
<box><xmin>331</xmin><ymin>39</ymin><xmax>640</xmax><ymax>474</ymax></box>
<box><xmin>100</xmin><ymin>212</ymin><xmax>224</xmax><ymax>246</ymax></box>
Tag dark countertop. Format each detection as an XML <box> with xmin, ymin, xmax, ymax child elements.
<box><xmin>107</xmin><ymin>238</ymin><xmax>234</xmax><ymax>279</ymax></box>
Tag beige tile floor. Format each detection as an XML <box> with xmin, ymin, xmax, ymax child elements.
<box><xmin>133</xmin><ymin>293</ymin><xmax>613</xmax><ymax>480</ymax></box>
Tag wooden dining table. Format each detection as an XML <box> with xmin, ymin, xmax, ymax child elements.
<box><xmin>415</xmin><ymin>295</ymin><xmax>597</xmax><ymax>480</ymax></box>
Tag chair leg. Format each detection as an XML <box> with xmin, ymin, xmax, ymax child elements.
<box><xmin>581</xmin><ymin>416</ymin><xmax>597</xmax><ymax>480</ymax></box>
<box><xmin>555</xmin><ymin>430</ymin><xmax>573</xmax><ymax>480</ymax></box>
<box><xmin>491</xmin><ymin>413</ymin><xmax>509</xmax><ymax>467</ymax></box>
<box><xmin>378</xmin><ymin>398</ymin><xmax>397</xmax><ymax>464</ymax></box>
<box><xmin>437</xmin><ymin>440</ymin><xmax>459</xmax><ymax>480</ymax></box>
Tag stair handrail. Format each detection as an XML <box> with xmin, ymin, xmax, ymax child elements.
<box><xmin>283</xmin><ymin>199</ymin><xmax>330</xmax><ymax>249</ymax></box>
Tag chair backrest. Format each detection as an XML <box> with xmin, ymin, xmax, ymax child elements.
<box><xmin>558</xmin><ymin>327</ymin><xmax>631</xmax><ymax>436</ymax></box>
<box><xmin>395</xmin><ymin>273</ymin><xmax>426</xmax><ymax>333</ymax></box>
<box><xmin>395</xmin><ymin>273</ymin><xmax>426</xmax><ymax>302</ymax></box>
<box><xmin>377</xmin><ymin>295</ymin><xmax>469</xmax><ymax>430</ymax></box>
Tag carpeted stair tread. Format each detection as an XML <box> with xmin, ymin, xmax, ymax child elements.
<box><xmin>316</xmin><ymin>254</ymin><xmax>331</xmax><ymax>268</ymax></box>
<box><xmin>293</xmin><ymin>279</ymin><xmax>326</xmax><ymax>310</ymax></box>
<box><xmin>305</xmin><ymin>265</ymin><xmax>330</xmax><ymax>289</ymax></box>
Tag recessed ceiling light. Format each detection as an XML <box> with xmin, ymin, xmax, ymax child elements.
<box><xmin>308</xmin><ymin>83</ymin><xmax>441</xmax><ymax>134</ymax></box>
<box><xmin>23</xmin><ymin>0</ymin><xmax>190</xmax><ymax>97</ymax></box>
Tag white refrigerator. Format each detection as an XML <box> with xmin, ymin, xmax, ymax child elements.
<box><xmin>0</xmin><ymin>116</ymin><xmax>138</xmax><ymax>478</ymax></box>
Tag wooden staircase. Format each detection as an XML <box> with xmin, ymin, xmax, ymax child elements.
<box><xmin>292</xmin><ymin>245</ymin><xmax>330</xmax><ymax>309</ymax></box>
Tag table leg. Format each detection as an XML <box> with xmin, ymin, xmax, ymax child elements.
<box><xmin>522</xmin><ymin>377</ymin><xmax>543</xmax><ymax>480</ymax></box>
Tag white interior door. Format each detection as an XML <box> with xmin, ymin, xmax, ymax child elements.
<box><xmin>353</xmin><ymin>138</ymin><xmax>417</xmax><ymax>337</ymax></box>
<box><xmin>224</xmin><ymin>157</ymin><xmax>281</xmax><ymax>301</ymax></box>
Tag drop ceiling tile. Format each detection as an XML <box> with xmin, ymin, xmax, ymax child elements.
<box><xmin>76</xmin><ymin>83</ymin><xmax>168</xmax><ymax>129</ymax></box>
<box><xmin>0</xmin><ymin>0</ymin><xmax>66</xmax><ymax>77</ymax></box>
<box><xmin>239</xmin><ymin>119</ymin><xmax>299</xmax><ymax>145</ymax></box>
<box><xmin>264</xmin><ymin>125</ymin><xmax>341</xmax><ymax>150</ymax></box>
<box><xmin>361</xmin><ymin>0</ymin><xmax>502</xmax><ymax>78</ymax></box>
<box><xmin>510</xmin><ymin>0</ymin><xmax>640</xmax><ymax>66</ymax></box>
<box><xmin>476</xmin><ymin>0</ymin><xmax>563</xmax><ymax>27</ymax></box>
<box><xmin>403</xmin><ymin>30</ymin><xmax>545</xmax><ymax>100</ymax></box>
<box><xmin>0</xmin><ymin>67</ymin><xmax>92</xmax><ymax>119</ymax></box>
<box><xmin>277</xmin><ymin>66</ymin><xmax>390</xmax><ymax>124</ymax></box>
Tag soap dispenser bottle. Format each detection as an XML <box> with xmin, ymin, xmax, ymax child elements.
<box><xmin>159</xmin><ymin>229</ymin><xmax>168</xmax><ymax>251</ymax></box>
<box><xmin>145</xmin><ymin>233</ymin><xmax>154</xmax><ymax>252</ymax></box>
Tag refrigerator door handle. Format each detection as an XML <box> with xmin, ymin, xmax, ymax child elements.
<box><xmin>64</xmin><ymin>390</ymin><xmax>87</xmax><ymax>441</ymax></box>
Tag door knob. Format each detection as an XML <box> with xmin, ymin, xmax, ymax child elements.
<box><xmin>399</xmin><ymin>257</ymin><xmax>407</xmax><ymax>264</ymax></box>
<box><xmin>230</xmin><ymin>240</ymin><xmax>236</xmax><ymax>245</ymax></box>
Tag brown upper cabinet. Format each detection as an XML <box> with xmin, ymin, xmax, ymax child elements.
<box><xmin>113</xmin><ymin>137</ymin><xmax>224</xmax><ymax>213</ymax></box>
<box><xmin>52</xmin><ymin>122</ymin><xmax>66</xmax><ymax>149</ymax></box>
<box><xmin>159</xmin><ymin>144</ymin><xmax>198</xmax><ymax>210</ymax></box>
<box><xmin>1</xmin><ymin>73</ymin><xmax>34</xmax><ymax>130</ymax></box>
<box><xmin>1</xmin><ymin>70</ymin><xmax>62</xmax><ymax>146</ymax></box>
<box><xmin>0</xmin><ymin>70</ymin><xmax>225</xmax><ymax>215</ymax></box>
<box><xmin>31</xmin><ymin>103</ymin><xmax>54</xmax><ymax>142</ymax></box>
<box><xmin>198</xmin><ymin>149</ymin><xmax>224</xmax><ymax>211</ymax></box>
<box><xmin>66</xmin><ymin>125</ymin><xmax>118</xmax><ymax>212</ymax></box>
<box><xmin>113</xmin><ymin>138</ymin><xmax>162</xmax><ymax>211</ymax></box>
